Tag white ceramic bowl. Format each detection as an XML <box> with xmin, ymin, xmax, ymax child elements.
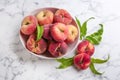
<box><xmin>19</xmin><ymin>7</ymin><xmax>80</xmax><ymax>59</ymax></box>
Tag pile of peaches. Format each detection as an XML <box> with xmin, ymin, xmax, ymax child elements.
<box><xmin>20</xmin><ymin>8</ymin><xmax>79</xmax><ymax>58</ymax></box>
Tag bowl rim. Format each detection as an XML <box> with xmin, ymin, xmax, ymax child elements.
<box><xmin>19</xmin><ymin>7</ymin><xmax>80</xmax><ymax>59</ymax></box>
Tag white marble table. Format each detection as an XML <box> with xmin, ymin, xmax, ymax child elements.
<box><xmin>0</xmin><ymin>0</ymin><xmax>120</xmax><ymax>80</ymax></box>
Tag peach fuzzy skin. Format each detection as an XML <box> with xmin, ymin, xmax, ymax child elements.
<box><xmin>54</xmin><ymin>9</ymin><xmax>72</xmax><ymax>24</ymax></box>
<box><xmin>77</xmin><ymin>40</ymin><xmax>95</xmax><ymax>56</ymax></box>
<box><xmin>74</xmin><ymin>53</ymin><xmax>91</xmax><ymax>70</ymax></box>
<box><xmin>66</xmin><ymin>25</ymin><xmax>78</xmax><ymax>43</ymax></box>
<box><xmin>48</xmin><ymin>42</ymin><xmax>68</xmax><ymax>57</ymax></box>
<box><xmin>21</xmin><ymin>15</ymin><xmax>37</xmax><ymax>35</ymax></box>
<box><xmin>36</xmin><ymin>10</ymin><xmax>54</xmax><ymax>25</ymax></box>
<box><xmin>26</xmin><ymin>34</ymin><xmax>47</xmax><ymax>54</ymax></box>
<box><xmin>43</xmin><ymin>24</ymin><xmax>53</xmax><ymax>40</ymax></box>
<box><xmin>51</xmin><ymin>23</ymin><xmax>68</xmax><ymax>42</ymax></box>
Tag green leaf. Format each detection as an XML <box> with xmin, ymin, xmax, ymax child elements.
<box><xmin>85</xmin><ymin>24</ymin><xmax>103</xmax><ymax>45</ymax></box>
<box><xmin>75</xmin><ymin>17</ymin><xmax>94</xmax><ymax>40</ymax></box>
<box><xmin>75</xmin><ymin>17</ymin><xmax>82</xmax><ymax>28</ymax></box>
<box><xmin>36</xmin><ymin>25</ymin><xmax>44</xmax><ymax>41</ymax></box>
<box><xmin>56</xmin><ymin>57</ymin><xmax>73</xmax><ymax>69</ymax></box>
<box><xmin>89</xmin><ymin>62</ymin><xmax>103</xmax><ymax>75</ymax></box>
<box><xmin>75</xmin><ymin>17</ymin><xmax>82</xmax><ymax>39</ymax></box>
<box><xmin>91</xmin><ymin>55</ymin><xmax>110</xmax><ymax>64</ymax></box>
<box><xmin>85</xmin><ymin>36</ymin><xmax>100</xmax><ymax>44</ymax></box>
<box><xmin>81</xmin><ymin>17</ymin><xmax>95</xmax><ymax>37</ymax></box>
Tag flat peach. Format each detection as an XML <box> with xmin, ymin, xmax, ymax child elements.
<box><xmin>43</xmin><ymin>24</ymin><xmax>53</xmax><ymax>40</ymax></box>
<box><xmin>36</xmin><ymin>10</ymin><xmax>54</xmax><ymax>25</ymax></box>
<box><xmin>77</xmin><ymin>40</ymin><xmax>95</xmax><ymax>56</ymax></box>
<box><xmin>51</xmin><ymin>23</ymin><xmax>68</xmax><ymax>42</ymax></box>
<box><xmin>66</xmin><ymin>25</ymin><xmax>78</xmax><ymax>43</ymax></box>
<box><xmin>26</xmin><ymin>34</ymin><xmax>47</xmax><ymax>54</ymax></box>
<box><xmin>21</xmin><ymin>15</ymin><xmax>37</xmax><ymax>35</ymax></box>
<box><xmin>54</xmin><ymin>9</ymin><xmax>72</xmax><ymax>24</ymax></box>
<box><xmin>74</xmin><ymin>53</ymin><xmax>91</xmax><ymax>70</ymax></box>
<box><xmin>48</xmin><ymin>42</ymin><xmax>68</xmax><ymax>57</ymax></box>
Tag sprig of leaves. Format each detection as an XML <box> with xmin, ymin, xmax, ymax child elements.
<box><xmin>56</xmin><ymin>57</ymin><xmax>73</xmax><ymax>69</ymax></box>
<box><xmin>75</xmin><ymin>17</ymin><xmax>95</xmax><ymax>40</ymax></box>
<box><xmin>89</xmin><ymin>62</ymin><xmax>103</xmax><ymax>75</ymax></box>
<box><xmin>36</xmin><ymin>25</ymin><xmax>44</xmax><ymax>41</ymax></box>
<box><xmin>56</xmin><ymin>55</ymin><xmax>110</xmax><ymax>75</ymax></box>
<box><xmin>85</xmin><ymin>24</ymin><xmax>103</xmax><ymax>45</ymax></box>
<box><xmin>76</xmin><ymin>17</ymin><xmax>103</xmax><ymax>45</ymax></box>
<box><xmin>89</xmin><ymin>55</ymin><xmax>110</xmax><ymax>75</ymax></box>
<box><xmin>91</xmin><ymin>55</ymin><xmax>110</xmax><ymax>64</ymax></box>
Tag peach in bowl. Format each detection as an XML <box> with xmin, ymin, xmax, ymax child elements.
<box><xmin>19</xmin><ymin>7</ymin><xmax>80</xmax><ymax>59</ymax></box>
